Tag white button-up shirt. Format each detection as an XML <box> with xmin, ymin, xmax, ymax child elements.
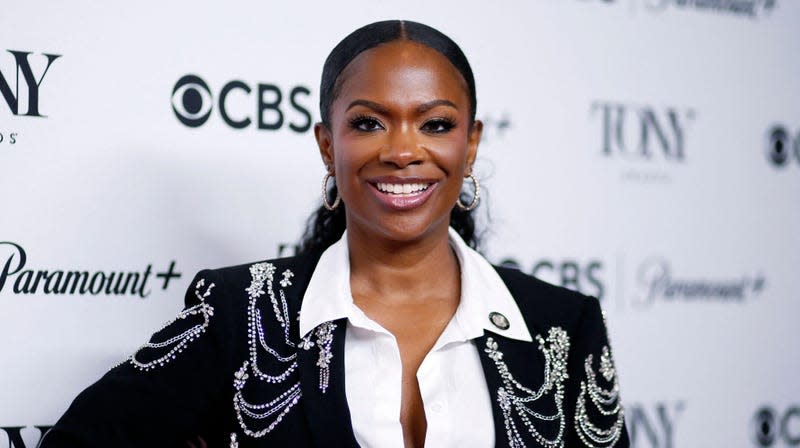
<box><xmin>299</xmin><ymin>228</ymin><xmax>533</xmax><ymax>447</ymax></box>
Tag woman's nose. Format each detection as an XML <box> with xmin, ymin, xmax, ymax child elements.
<box><xmin>378</xmin><ymin>126</ymin><xmax>426</xmax><ymax>168</ymax></box>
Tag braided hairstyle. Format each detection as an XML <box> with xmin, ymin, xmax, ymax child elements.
<box><xmin>300</xmin><ymin>20</ymin><xmax>482</xmax><ymax>254</ymax></box>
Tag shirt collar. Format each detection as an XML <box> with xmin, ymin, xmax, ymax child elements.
<box><xmin>298</xmin><ymin>228</ymin><xmax>532</xmax><ymax>343</ymax></box>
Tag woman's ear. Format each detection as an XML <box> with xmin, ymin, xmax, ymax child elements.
<box><xmin>465</xmin><ymin>119</ymin><xmax>483</xmax><ymax>174</ymax></box>
<box><xmin>314</xmin><ymin>122</ymin><xmax>334</xmax><ymax>172</ymax></box>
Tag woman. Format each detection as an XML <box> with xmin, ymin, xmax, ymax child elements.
<box><xmin>43</xmin><ymin>20</ymin><xmax>628</xmax><ymax>448</ymax></box>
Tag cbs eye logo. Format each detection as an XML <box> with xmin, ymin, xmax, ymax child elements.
<box><xmin>170</xmin><ymin>74</ymin><xmax>312</xmax><ymax>132</ymax></box>
<box><xmin>766</xmin><ymin>125</ymin><xmax>800</xmax><ymax>168</ymax></box>
<box><xmin>172</xmin><ymin>75</ymin><xmax>212</xmax><ymax>128</ymax></box>
<box><xmin>753</xmin><ymin>406</ymin><xmax>800</xmax><ymax>447</ymax></box>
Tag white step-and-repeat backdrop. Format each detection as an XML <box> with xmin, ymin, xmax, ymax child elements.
<box><xmin>2</xmin><ymin>1</ymin><xmax>799</xmax><ymax>447</ymax></box>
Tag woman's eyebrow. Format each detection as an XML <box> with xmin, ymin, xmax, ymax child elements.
<box><xmin>416</xmin><ymin>99</ymin><xmax>457</xmax><ymax>114</ymax></box>
<box><xmin>345</xmin><ymin>98</ymin><xmax>458</xmax><ymax>114</ymax></box>
<box><xmin>346</xmin><ymin>99</ymin><xmax>390</xmax><ymax>114</ymax></box>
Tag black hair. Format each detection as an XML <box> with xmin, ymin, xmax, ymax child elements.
<box><xmin>300</xmin><ymin>20</ymin><xmax>481</xmax><ymax>254</ymax></box>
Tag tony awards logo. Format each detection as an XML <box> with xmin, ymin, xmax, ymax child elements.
<box><xmin>0</xmin><ymin>50</ymin><xmax>60</xmax><ymax>118</ymax></box>
<box><xmin>591</xmin><ymin>101</ymin><xmax>695</xmax><ymax>183</ymax></box>
<box><xmin>0</xmin><ymin>50</ymin><xmax>61</xmax><ymax>146</ymax></box>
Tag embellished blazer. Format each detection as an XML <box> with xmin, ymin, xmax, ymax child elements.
<box><xmin>43</xmin><ymin>250</ymin><xmax>630</xmax><ymax>448</ymax></box>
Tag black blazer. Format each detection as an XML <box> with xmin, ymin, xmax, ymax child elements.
<box><xmin>43</xmin><ymin>250</ymin><xmax>630</xmax><ymax>448</ymax></box>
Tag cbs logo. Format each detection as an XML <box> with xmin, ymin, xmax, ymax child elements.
<box><xmin>499</xmin><ymin>258</ymin><xmax>605</xmax><ymax>300</ymax></box>
<box><xmin>171</xmin><ymin>74</ymin><xmax>312</xmax><ymax>132</ymax></box>
<box><xmin>766</xmin><ymin>125</ymin><xmax>800</xmax><ymax>168</ymax></box>
<box><xmin>754</xmin><ymin>406</ymin><xmax>800</xmax><ymax>446</ymax></box>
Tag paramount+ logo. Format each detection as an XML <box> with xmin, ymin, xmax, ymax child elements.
<box><xmin>631</xmin><ymin>256</ymin><xmax>765</xmax><ymax>306</ymax></box>
<box><xmin>640</xmin><ymin>0</ymin><xmax>777</xmax><ymax>18</ymax></box>
<box><xmin>170</xmin><ymin>74</ymin><xmax>312</xmax><ymax>132</ymax></box>
<box><xmin>579</xmin><ymin>0</ymin><xmax>777</xmax><ymax>18</ymax></box>
<box><xmin>0</xmin><ymin>242</ymin><xmax>182</xmax><ymax>298</ymax></box>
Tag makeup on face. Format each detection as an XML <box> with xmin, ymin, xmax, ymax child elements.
<box><xmin>323</xmin><ymin>40</ymin><xmax>478</xmax><ymax>243</ymax></box>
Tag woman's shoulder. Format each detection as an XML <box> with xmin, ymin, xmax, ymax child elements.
<box><xmin>207</xmin><ymin>251</ymin><xmax>322</xmax><ymax>286</ymax></box>
<box><xmin>492</xmin><ymin>263</ymin><xmax>591</xmax><ymax>303</ymax></box>
<box><xmin>194</xmin><ymin>251</ymin><xmax>324</xmax><ymax>301</ymax></box>
<box><xmin>491</xmin><ymin>265</ymin><xmax>628</xmax><ymax>447</ymax></box>
<box><xmin>491</xmin><ymin>264</ymin><xmax>606</xmax><ymax>341</ymax></box>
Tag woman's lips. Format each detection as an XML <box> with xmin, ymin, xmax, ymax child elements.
<box><xmin>368</xmin><ymin>179</ymin><xmax>439</xmax><ymax>211</ymax></box>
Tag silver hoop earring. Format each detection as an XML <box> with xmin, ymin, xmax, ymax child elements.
<box><xmin>321</xmin><ymin>173</ymin><xmax>341</xmax><ymax>211</ymax></box>
<box><xmin>456</xmin><ymin>173</ymin><xmax>480</xmax><ymax>211</ymax></box>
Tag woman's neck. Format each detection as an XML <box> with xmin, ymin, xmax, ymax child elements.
<box><xmin>346</xmin><ymin>223</ymin><xmax>460</xmax><ymax>306</ymax></box>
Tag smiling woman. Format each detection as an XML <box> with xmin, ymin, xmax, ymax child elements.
<box><xmin>316</xmin><ymin>38</ymin><xmax>479</xmax><ymax>243</ymax></box>
<box><xmin>42</xmin><ymin>20</ymin><xmax>629</xmax><ymax>448</ymax></box>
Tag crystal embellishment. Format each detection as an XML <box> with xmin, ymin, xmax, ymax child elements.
<box><xmin>233</xmin><ymin>262</ymin><xmax>302</xmax><ymax>438</ymax></box>
<box><xmin>300</xmin><ymin>321</ymin><xmax>337</xmax><ymax>393</ymax></box>
<box><xmin>599</xmin><ymin>347</ymin><xmax>615</xmax><ymax>382</ymax></box>
<box><xmin>130</xmin><ymin>278</ymin><xmax>215</xmax><ymax>371</ymax></box>
<box><xmin>574</xmin><ymin>346</ymin><xmax>624</xmax><ymax>447</ymax></box>
<box><xmin>233</xmin><ymin>362</ymin><xmax>249</xmax><ymax>391</ymax></box>
<box><xmin>279</xmin><ymin>269</ymin><xmax>294</xmax><ymax>288</ymax></box>
<box><xmin>484</xmin><ymin>327</ymin><xmax>570</xmax><ymax>448</ymax></box>
<box><xmin>489</xmin><ymin>311</ymin><xmax>510</xmax><ymax>330</ymax></box>
<box><xmin>229</xmin><ymin>432</ymin><xmax>238</xmax><ymax>448</ymax></box>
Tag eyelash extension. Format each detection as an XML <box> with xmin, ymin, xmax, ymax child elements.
<box><xmin>422</xmin><ymin>117</ymin><xmax>457</xmax><ymax>133</ymax></box>
<box><xmin>348</xmin><ymin>114</ymin><xmax>383</xmax><ymax>131</ymax></box>
<box><xmin>347</xmin><ymin>115</ymin><xmax>457</xmax><ymax>133</ymax></box>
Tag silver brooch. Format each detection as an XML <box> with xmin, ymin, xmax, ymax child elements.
<box><xmin>489</xmin><ymin>311</ymin><xmax>510</xmax><ymax>330</ymax></box>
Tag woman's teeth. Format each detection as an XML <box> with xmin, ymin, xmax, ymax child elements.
<box><xmin>375</xmin><ymin>182</ymin><xmax>430</xmax><ymax>195</ymax></box>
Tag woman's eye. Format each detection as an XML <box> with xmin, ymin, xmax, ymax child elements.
<box><xmin>349</xmin><ymin>117</ymin><xmax>384</xmax><ymax>132</ymax></box>
<box><xmin>421</xmin><ymin>118</ymin><xmax>456</xmax><ymax>134</ymax></box>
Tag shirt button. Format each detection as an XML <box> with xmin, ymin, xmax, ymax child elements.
<box><xmin>429</xmin><ymin>402</ymin><xmax>443</xmax><ymax>413</ymax></box>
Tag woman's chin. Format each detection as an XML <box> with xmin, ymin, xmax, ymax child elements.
<box><xmin>350</xmin><ymin>212</ymin><xmax>451</xmax><ymax>247</ymax></box>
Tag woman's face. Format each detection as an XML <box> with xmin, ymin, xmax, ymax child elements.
<box><xmin>315</xmin><ymin>40</ymin><xmax>482</xmax><ymax>244</ymax></box>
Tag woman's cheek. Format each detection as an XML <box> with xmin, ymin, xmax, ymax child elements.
<box><xmin>432</xmin><ymin>142</ymin><xmax>470</xmax><ymax>170</ymax></box>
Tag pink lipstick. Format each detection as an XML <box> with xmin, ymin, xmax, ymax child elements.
<box><xmin>367</xmin><ymin>176</ymin><xmax>439</xmax><ymax>211</ymax></box>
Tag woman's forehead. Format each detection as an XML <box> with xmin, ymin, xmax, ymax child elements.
<box><xmin>333</xmin><ymin>40</ymin><xmax>469</xmax><ymax>111</ymax></box>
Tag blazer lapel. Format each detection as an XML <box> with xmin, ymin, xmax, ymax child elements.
<box><xmin>475</xmin><ymin>330</ymin><xmax>553</xmax><ymax>448</ymax></box>
<box><xmin>475</xmin><ymin>332</ymin><xmax>512</xmax><ymax>448</ymax></box>
<box><xmin>297</xmin><ymin>318</ymin><xmax>359</xmax><ymax>447</ymax></box>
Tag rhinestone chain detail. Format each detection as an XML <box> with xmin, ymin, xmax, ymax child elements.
<box><xmin>232</xmin><ymin>361</ymin><xmax>303</xmax><ymax>438</ymax></box>
<box><xmin>300</xmin><ymin>321</ymin><xmax>337</xmax><ymax>393</ymax></box>
<box><xmin>233</xmin><ymin>262</ymin><xmax>302</xmax><ymax>438</ymax></box>
<box><xmin>232</xmin><ymin>262</ymin><xmax>340</xmax><ymax>439</ymax></box>
<box><xmin>574</xmin><ymin>346</ymin><xmax>624</xmax><ymax>447</ymax></box>
<box><xmin>244</xmin><ymin>263</ymin><xmax>297</xmax><ymax>383</ymax></box>
<box><xmin>484</xmin><ymin>327</ymin><xmax>570</xmax><ymax>448</ymax></box>
<box><xmin>130</xmin><ymin>278</ymin><xmax>215</xmax><ymax>371</ymax></box>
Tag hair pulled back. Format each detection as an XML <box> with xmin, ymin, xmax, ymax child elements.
<box><xmin>300</xmin><ymin>20</ymin><xmax>481</xmax><ymax>254</ymax></box>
